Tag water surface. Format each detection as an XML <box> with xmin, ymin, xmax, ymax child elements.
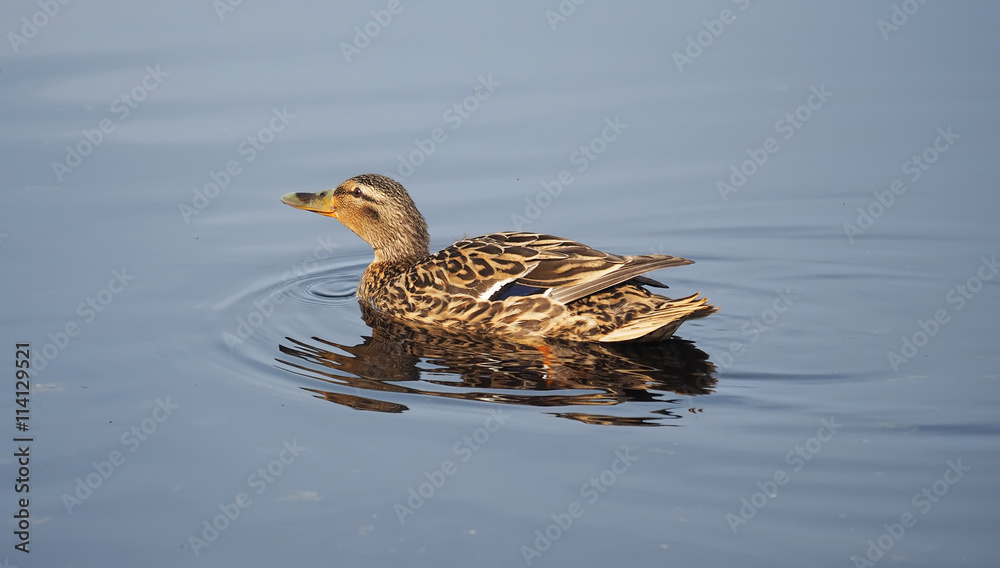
<box><xmin>1</xmin><ymin>1</ymin><xmax>999</xmax><ymax>567</ymax></box>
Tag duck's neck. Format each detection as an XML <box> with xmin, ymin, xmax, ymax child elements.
<box><xmin>367</xmin><ymin>213</ymin><xmax>431</xmax><ymax>265</ymax></box>
<box><xmin>372</xmin><ymin>244</ymin><xmax>428</xmax><ymax>265</ymax></box>
<box><xmin>354</xmin><ymin>209</ymin><xmax>430</xmax><ymax>301</ymax></box>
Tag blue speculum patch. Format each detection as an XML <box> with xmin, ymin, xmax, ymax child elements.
<box><xmin>490</xmin><ymin>282</ymin><xmax>547</xmax><ymax>301</ymax></box>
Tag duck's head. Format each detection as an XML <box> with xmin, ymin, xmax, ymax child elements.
<box><xmin>281</xmin><ymin>174</ymin><xmax>430</xmax><ymax>264</ymax></box>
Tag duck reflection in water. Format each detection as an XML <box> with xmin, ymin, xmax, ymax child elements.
<box><xmin>276</xmin><ymin>305</ymin><xmax>716</xmax><ymax>426</ymax></box>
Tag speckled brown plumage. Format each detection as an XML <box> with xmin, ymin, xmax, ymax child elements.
<box><xmin>281</xmin><ymin>174</ymin><xmax>718</xmax><ymax>342</ymax></box>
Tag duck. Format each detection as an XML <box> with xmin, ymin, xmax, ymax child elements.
<box><xmin>280</xmin><ymin>174</ymin><xmax>717</xmax><ymax>343</ymax></box>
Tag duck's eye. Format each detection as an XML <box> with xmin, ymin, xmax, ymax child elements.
<box><xmin>352</xmin><ymin>187</ymin><xmax>363</xmax><ymax>197</ymax></box>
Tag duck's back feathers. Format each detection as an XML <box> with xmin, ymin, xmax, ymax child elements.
<box><xmin>427</xmin><ymin>232</ymin><xmax>691</xmax><ymax>304</ymax></box>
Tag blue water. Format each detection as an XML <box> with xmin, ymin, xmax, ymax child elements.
<box><xmin>2</xmin><ymin>1</ymin><xmax>999</xmax><ymax>566</ymax></box>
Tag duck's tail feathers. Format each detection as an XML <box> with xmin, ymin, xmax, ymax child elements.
<box><xmin>597</xmin><ymin>293</ymin><xmax>718</xmax><ymax>342</ymax></box>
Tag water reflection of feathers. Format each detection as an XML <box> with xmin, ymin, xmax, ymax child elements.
<box><xmin>276</xmin><ymin>305</ymin><xmax>716</xmax><ymax>426</ymax></box>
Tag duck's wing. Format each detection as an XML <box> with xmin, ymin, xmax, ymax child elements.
<box><xmin>426</xmin><ymin>232</ymin><xmax>692</xmax><ymax>304</ymax></box>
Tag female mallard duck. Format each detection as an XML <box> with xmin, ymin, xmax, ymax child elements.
<box><xmin>281</xmin><ymin>174</ymin><xmax>717</xmax><ymax>342</ymax></box>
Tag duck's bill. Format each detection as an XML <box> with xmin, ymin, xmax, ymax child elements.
<box><xmin>280</xmin><ymin>191</ymin><xmax>337</xmax><ymax>217</ymax></box>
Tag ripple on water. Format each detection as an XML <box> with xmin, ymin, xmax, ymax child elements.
<box><xmin>207</xmin><ymin>258</ymin><xmax>370</xmax><ymax>395</ymax></box>
<box><xmin>210</xmin><ymin>254</ymin><xmax>368</xmax><ymax>313</ymax></box>
<box><xmin>281</xmin><ymin>266</ymin><xmax>362</xmax><ymax>306</ymax></box>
